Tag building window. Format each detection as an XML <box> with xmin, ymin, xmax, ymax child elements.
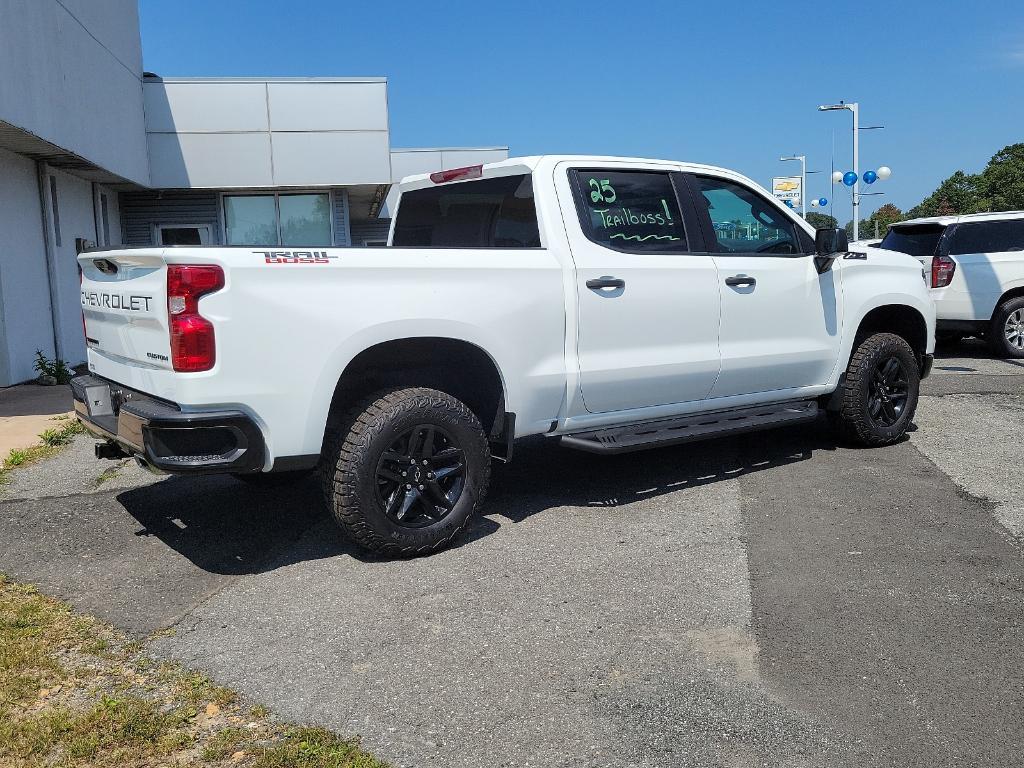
<box><xmin>224</xmin><ymin>192</ymin><xmax>332</xmax><ymax>246</ymax></box>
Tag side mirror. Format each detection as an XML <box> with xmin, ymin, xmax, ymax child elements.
<box><xmin>815</xmin><ymin>227</ymin><xmax>849</xmax><ymax>256</ymax></box>
<box><xmin>813</xmin><ymin>227</ymin><xmax>848</xmax><ymax>274</ymax></box>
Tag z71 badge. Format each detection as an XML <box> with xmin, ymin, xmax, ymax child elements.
<box><xmin>255</xmin><ymin>250</ymin><xmax>338</xmax><ymax>264</ymax></box>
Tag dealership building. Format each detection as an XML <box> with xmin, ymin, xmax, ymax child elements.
<box><xmin>0</xmin><ymin>0</ymin><xmax>507</xmax><ymax>387</ymax></box>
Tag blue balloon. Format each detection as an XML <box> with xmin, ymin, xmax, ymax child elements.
<box><xmin>863</xmin><ymin>170</ymin><xmax>878</xmax><ymax>185</ymax></box>
<box><xmin>819</xmin><ymin>197</ymin><xmax>828</xmax><ymax>206</ymax></box>
<box><xmin>784</xmin><ymin>199</ymin><xmax>794</xmax><ymax>208</ymax></box>
<box><xmin>843</xmin><ymin>171</ymin><xmax>858</xmax><ymax>187</ymax></box>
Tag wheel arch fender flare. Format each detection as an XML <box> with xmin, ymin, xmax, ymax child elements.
<box><xmin>305</xmin><ymin>321</ymin><xmax>514</xmax><ymax>452</ymax></box>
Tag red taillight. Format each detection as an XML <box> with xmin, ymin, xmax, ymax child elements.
<box><xmin>167</xmin><ymin>265</ymin><xmax>224</xmax><ymax>372</ymax></box>
<box><xmin>429</xmin><ymin>165</ymin><xmax>483</xmax><ymax>184</ymax></box>
<box><xmin>931</xmin><ymin>255</ymin><xmax>956</xmax><ymax>288</ymax></box>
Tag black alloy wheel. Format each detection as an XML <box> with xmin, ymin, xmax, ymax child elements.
<box><xmin>375</xmin><ymin>424</ymin><xmax>466</xmax><ymax>528</ymax></box>
<box><xmin>867</xmin><ymin>355</ymin><xmax>910</xmax><ymax>427</ymax></box>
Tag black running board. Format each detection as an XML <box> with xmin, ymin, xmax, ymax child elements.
<box><xmin>559</xmin><ymin>400</ymin><xmax>819</xmax><ymax>454</ymax></box>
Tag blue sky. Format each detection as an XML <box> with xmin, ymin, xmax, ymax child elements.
<box><xmin>138</xmin><ymin>0</ymin><xmax>1023</xmax><ymax>225</ymax></box>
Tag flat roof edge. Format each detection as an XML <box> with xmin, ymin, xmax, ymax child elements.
<box><xmin>391</xmin><ymin>146</ymin><xmax>510</xmax><ymax>153</ymax></box>
<box><xmin>143</xmin><ymin>76</ymin><xmax>387</xmax><ymax>84</ymax></box>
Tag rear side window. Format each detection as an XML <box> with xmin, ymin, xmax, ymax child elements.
<box><xmin>392</xmin><ymin>174</ymin><xmax>541</xmax><ymax>248</ymax></box>
<box><xmin>571</xmin><ymin>170</ymin><xmax>687</xmax><ymax>253</ymax></box>
<box><xmin>949</xmin><ymin>220</ymin><xmax>1024</xmax><ymax>255</ymax></box>
<box><xmin>880</xmin><ymin>224</ymin><xmax>946</xmax><ymax>257</ymax></box>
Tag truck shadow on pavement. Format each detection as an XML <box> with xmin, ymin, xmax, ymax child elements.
<box><xmin>114</xmin><ymin>419</ymin><xmax>846</xmax><ymax>574</ymax></box>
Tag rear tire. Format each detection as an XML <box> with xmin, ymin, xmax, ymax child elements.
<box><xmin>320</xmin><ymin>387</ymin><xmax>490</xmax><ymax>557</ymax></box>
<box><xmin>831</xmin><ymin>332</ymin><xmax>920</xmax><ymax>446</ymax></box>
<box><xmin>988</xmin><ymin>296</ymin><xmax>1024</xmax><ymax>359</ymax></box>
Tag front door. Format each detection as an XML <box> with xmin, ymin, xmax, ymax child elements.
<box><xmin>559</xmin><ymin>164</ymin><xmax>722</xmax><ymax>414</ymax></box>
<box><xmin>687</xmin><ymin>173</ymin><xmax>842</xmax><ymax>399</ymax></box>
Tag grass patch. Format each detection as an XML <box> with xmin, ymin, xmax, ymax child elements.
<box><xmin>1</xmin><ymin>417</ymin><xmax>84</xmax><ymax>481</ymax></box>
<box><xmin>0</xmin><ymin>574</ymin><xmax>389</xmax><ymax>767</ymax></box>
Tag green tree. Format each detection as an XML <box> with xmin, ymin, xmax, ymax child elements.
<box><xmin>978</xmin><ymin>143</ymin><xmax>1024</xmax><ymax>212</ymax></box>
<box><xmin>863</xmin><ymin>203</ymin><xmax>903</xmax><ymax>238</ymax></box>
<box><xmin>805</xmin><ymin>212</ymin><xmax>838</xmax><ymax>230</ymax></box>
<box><xmin>906</xmin><ymin>170</ymin><xmax>982</xmax><ymax>218</ymax></box>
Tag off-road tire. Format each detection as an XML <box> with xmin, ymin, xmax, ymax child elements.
<box><xmin>831</xmin><ymin>332</ymin><xmax>920</xmax><ymax>446</ymax></box>
<box><xmin>988</xmin><ymin>296</ymin><xmax>1024</xmax><ymax>359</ymax></box>
<box><xmin>320</xmin><ymin>387</ymin><xmax>491</xmax><ymax>557</ymax></box>
<box><xmin>232</xmin><ymin>470</ymin><xmax>313</xmax><ymax>487</ymax></box>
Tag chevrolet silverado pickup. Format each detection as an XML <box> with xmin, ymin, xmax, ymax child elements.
<box><xmin>74</xmin><ymin>156</ymin><xmax>936</xmax><ymax>555</ymax></box>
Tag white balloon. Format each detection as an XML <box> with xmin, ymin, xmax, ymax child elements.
<box><xmin>876</xmin><ymin>166</ymin><xmax>892</xmax><ymax>180</ymax></box>
<box><xmin>831</xmin><ymin>170</ymin><xmax>844</xmax><ymax>184</ymax></box>
<box><xmin>810</xmin><ymin>199</ymin><xmax>819</xmax><ymax>207</ymax></box>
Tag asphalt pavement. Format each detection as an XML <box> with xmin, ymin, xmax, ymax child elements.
<box><xmin>2</xmin><ymin>338</ymin><xmax>1023</xmax><ymax>767</ymax></box>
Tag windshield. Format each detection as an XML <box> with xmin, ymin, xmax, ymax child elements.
<box><xmin>879</xmin><ymin>224</ymin><xmax>946</xmax><ymax>257</ymax></box>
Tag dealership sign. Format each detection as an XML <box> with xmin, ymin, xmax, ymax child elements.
<box><xmin>771</xmin><ymin>176</ymin><xmax>802</xmax><ymax>208</ymax></box>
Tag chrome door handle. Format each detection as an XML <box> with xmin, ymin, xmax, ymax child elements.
<box><xmin>725</xmin><ymin>275</ymin><xmax>756</xmax><ymax>288</ymax></box>
<box><xmin>586</xmin><ymin>277</ymin><xmax>625</xmax><ymax>290</ymax></box>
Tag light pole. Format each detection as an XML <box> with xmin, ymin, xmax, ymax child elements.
<box><xmin>779</xmin><ymin>155</ymin><xmax>806</xmax><ymax>218</ymax></box>
<box><xmin>818</xmin><ymin>101</ymin><xmax>859</xmax><ymax>240</ymax></box>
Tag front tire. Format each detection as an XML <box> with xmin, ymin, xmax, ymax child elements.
<box><xmin>831</xmin><ymin>332</ymin><xmax>920</xmax><ymax>446</ymax></box>
<box><xmin>320</xmin><ymin>387</ymin><xmax>491</xmax><ymax>557</ymax></box>
<box><xmin>988</xmin><ymin>296</ymin><xmax>1024</xmax><ymax>359</ymax></box>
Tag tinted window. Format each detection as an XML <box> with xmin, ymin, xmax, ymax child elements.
<box><xmin>949</xmin><ymin>220</ymin><xmax>1024</xmax><ymax>255</ymax></box>
<box><xmin>879</xmin><ymin>224</ymin><xmax>946</xmax><ymax>257</ymax></box>
<box><xmin>572</xmin><ymin>170</ymin><xmax>686</xmax><ymax>253</ymax></box>
<box><xmin>392</xmin><ymin>175</ymin><xmax>540</xmax><ymax>248</ymax></box>
<box><xmin>697</xmin><ymin>176</ymin><xmax>801</xmax><ymax>255</ymax></box>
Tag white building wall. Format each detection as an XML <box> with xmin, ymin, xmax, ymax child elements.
<box><xmin>0</xmin><ymin>0</ymin><xmax>148</xmax><ymax>184</ymax></box>
<box><xmin>46</xmin><ymin>168</ymin><xmax>96</xmax><ymax>366</ymax></box>
<box><xmin>0</xmin><ymin>148</ymin><xmax>56</xmax><ymax>385</ymax></box>
<box><xmin>144</xmin><ymin>78</ymin><xmax>392</xmax><ymax>188</ymax></box>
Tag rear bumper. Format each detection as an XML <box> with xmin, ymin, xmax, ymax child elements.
<box><xmin>70</xmin><ymin>374</ymin><xmax>265</xmax><ymax>474</ymax></box>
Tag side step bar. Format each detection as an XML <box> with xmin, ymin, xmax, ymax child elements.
<box><xmin>559</xmin><ymin>400</ymin><xmax>819</xmax><ymax>455</ymax></box>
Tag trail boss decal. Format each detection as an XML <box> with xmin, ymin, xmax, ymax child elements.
<box><xmin>255</xmin><ymin>250</ymin><xmax>338</xmax><ymax>265</ymax></box>
<box><xmin>81</xmin><ymin>291</ymin><xmax>154</xmax><ymax>312</ymax></box>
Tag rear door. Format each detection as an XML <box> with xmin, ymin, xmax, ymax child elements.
<box><xmin>557</xmin><ymin>163</ymin><xmax>721</xmax><ymax>413</ymax></box>
<box><xmin>946</xmin><ymin>219</ymin><xmax>1024</xmax><ymax>320</ymax></box>
<box><xmin>685</xmin><ymin>173</ymin><xmax>842</xmax><ymax>399</ymax></box>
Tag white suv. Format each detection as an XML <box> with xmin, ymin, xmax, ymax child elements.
<box><xmin>877</xmin><ymin>212</ymin><xmax>1024</xmax><ymax>357</ymax></box>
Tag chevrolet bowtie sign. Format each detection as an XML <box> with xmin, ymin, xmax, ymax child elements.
<box><xmin>771</xmin><ymin>176</ymin><xmax>802</xmax><ymax>208</ymax></box>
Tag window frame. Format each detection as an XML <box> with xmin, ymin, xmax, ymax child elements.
<box><xmin>220</xmin><ymin>189</ymin><xmax>335</xmax><ymax>247</ymax></box>
<box><xmin>154</xmin><ymin>223</ymin><xmax>213</xmax><ymax>246</ymax></box>
<box><xmin>684</xmin><ymin>173</ymin><xmax>814</xmax><ymax>258</ymax></box>
<box><xmin>568</xmin><ymin>168</ymin><xmax>697</xmax><ymax>255</ymax></box>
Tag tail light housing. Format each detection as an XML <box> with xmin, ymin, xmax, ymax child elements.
<box><xmin>167</xmin><ymin>265</ymin><xmax>224</xmax><ymax>372</ymax></box>
<box><xmin>931</xmin><ymin>255</ymin><xmax>956</xmax><ymax>288</ymax></box>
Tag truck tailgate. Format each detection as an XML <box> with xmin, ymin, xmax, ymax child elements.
<box><xmin>79</xmin><ymin>250</ymin><xmax>173</xmax><ymax>370</ymax></box>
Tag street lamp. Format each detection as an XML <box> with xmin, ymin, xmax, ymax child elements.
<box><xmin>779</xmin><ymin>155</ymin><xmax>806</xmax><ymax>219</ymax></box>
<box><xmin>818</xmin><ymin>102</ymin><xmax>860</xmax><ymax>239</ymax></box>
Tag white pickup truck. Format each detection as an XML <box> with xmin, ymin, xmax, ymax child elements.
<box><xmin>74</xmin><ymin>156</ymin><xmax>935</xmax><ymax>555</ymax></box>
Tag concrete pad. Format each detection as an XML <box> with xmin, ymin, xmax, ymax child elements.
<box><xmin>0</xmin><ymin>382</ymin><xmax>73</xmax><ymax>459</ymax></box>
<box><xmin>912</xmin><ymin>393</ymin><xmax>1024</xmax><ymax>538</ymax></box>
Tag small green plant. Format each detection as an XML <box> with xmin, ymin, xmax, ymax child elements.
<box><xmin>33</xmin><ymin>349</ymin><xmax>73</xmax><ymax>384</ymax></box>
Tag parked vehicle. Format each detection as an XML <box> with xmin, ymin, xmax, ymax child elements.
<box><xmin>73</xmin><ymin>156</ymin><xmax>935</xmax><ymax>555</ymax></box>
<box><xmin>875</xmin><ymin>212</ymin><xmax>1024</xmax><ymax>357</ymax></box>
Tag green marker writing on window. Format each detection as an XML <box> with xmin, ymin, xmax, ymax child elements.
<box><xmin>589</xmin><ymin>178</ymin><xmax>616</xmax><ymax>204</ymax></box>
